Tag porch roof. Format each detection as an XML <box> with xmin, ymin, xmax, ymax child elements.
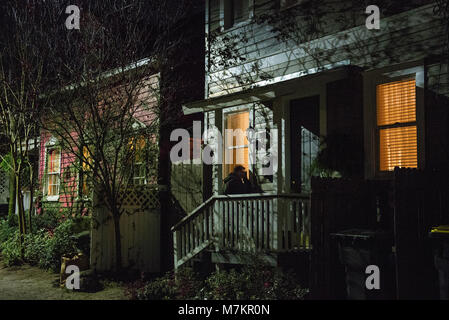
<box><xmin>182</xmin><ymin>65</ymin><xmax>358</xmax><ymax>115</ymax></box>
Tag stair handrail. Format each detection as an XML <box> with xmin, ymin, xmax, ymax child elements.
<box><xmin>171</xmin><ymin>195</ymin><xmax>217</xmax><ymax>232</ymax></box>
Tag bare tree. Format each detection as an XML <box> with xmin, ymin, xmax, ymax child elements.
<box><xmin>38</xmin><ymin>0</ymin><xmax>200</xmax><ymax>272</ymax></box>
<box><xmin>0</xmin><ymin>0</ymin><xmax>57</xmax><ymax>245</ymax></box>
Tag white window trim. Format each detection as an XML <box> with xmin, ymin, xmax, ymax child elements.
<box><xmin>363</xmin><ymin>62</ymin><xmax>425</xmax><ymax>179</ymax></box>
<box><xmin>43</xmin><ymin>143</ymin><xmax>61</xmax><ymax>202</ymax></box>
<box><xmin>222</xmin><ymin>107</ymin><xmax>251</xmax><ymax>181</ymax></box>
<box><xmin>78</xmin><ymin>159</ymin><xmax>91</xmax><ymax>201</ymax></box>
<box><xmin>132</xmin><ymin>162</ymin><xmax>147</xmax><ymax>186</ymax></box>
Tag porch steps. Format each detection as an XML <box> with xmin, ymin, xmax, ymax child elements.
<box><xmin>172</xmin><ymin>194</ymin><xmax>312</xmax><ymax>270</ymax></box>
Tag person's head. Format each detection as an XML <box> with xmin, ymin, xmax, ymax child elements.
<box><xmin>233</xmin><ymin>165</ymin><xmax>246</xmax><ymax>179</ymax></box>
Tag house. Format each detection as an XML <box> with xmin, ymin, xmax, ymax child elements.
<box><xmin>35</xmin><ymin>2</ymin><xmax>206</xmax><ymax>273</ymax></box>
<box><xmin>171</xmin><ymin>0</ymin><xmax>449</xmax><ymax>298</ymax></box>
<box><xmin>37</xmin><ymin>70</ymin><xmax>162</xmax><ymax>272</ymax></box>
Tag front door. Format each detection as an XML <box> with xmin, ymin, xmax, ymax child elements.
<box><xmin>290</xmin><ymin>96</ymin><xmax>320</xmax><ymax>193</ymax></box>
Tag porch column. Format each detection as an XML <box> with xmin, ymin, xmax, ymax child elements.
<box><xmin>272</xmin><ymin>97</ymin><xmax>285</xmax><ymax>194</ymax></box>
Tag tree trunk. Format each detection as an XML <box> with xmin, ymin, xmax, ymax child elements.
<box><xmin>7</xmin><ymin>171</ymin><xmax>15</xmax><ymax>223</ymax></box>
<box><xmin>112</xmin><ymin>211</ymin><xmax>122</xmax><ymax>273</ymax></box>
<box><xmin>28</xmin><ymin>167</ymin><xmax>34</xmax><ymax>234</ymax></box>
<box><xmin>15</xmin><ymin>173</ymin><xmax>26</xmax><ymax>256</ymax></box>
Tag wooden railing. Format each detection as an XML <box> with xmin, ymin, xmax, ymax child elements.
<box><xmin>172</xmin><ymin>193</ymin><xmax>311</xmax><ymax>269</ymax></box>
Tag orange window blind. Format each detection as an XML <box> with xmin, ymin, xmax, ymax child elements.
<box><xmin>82</xmin><ymin>146</ymin><xmax>92</xmax><ymax>171</ymax></box>
<box><xmin>377</xmin><ymin>79</ymin><xmax>418</xmax><ymax>171</ymax></box>
<box><xmin>47</xmin><ymin>149</ymin><xmax>61</xmax><ymax>196</ymax></box>
<box><xmin>129</xmin><ymin>136</ymin><xmax>146</xmax><ymax>162</ymax></box>
<box><xmin>82</xmin><ymin>147</ymin><xmax>92</xmax><ymax>196</ymax></box>
<box><xmin>224</xmin><ymin>111</ymin><xmax>249</xmax><ymax>178</ymax></box>
<box><xmin>48</xmin><ymin>149</ymin><xmax>61</xmax><ymax>173</ymax></box>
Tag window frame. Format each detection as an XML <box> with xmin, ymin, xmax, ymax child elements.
<box><xmin>132</xmin><ymin>162</ymin><xmax>147</xmax><ymax>186</ymax></box>
<box><xmin>45</xmin><ymin>147</ymin><xmax>61</xmax><ymax>201</ymax></box>
<box><xmin>129</xmin><ymin>135</ymin><xmax>149</xmax><ymax>186</ymax></box>
<box><xmin>222</xmin><ymin>108</ymin><xmax>251</xmax><ymax>180</ymax></box>
<box><xmin>79</xmin><ymin>145</ymin><xmax>93</xmax><ymax>199</ymax></box>
<box><xmin>364</xmin><ymin>63</ymin><xmax>425</xmax><ymax>179</ymax></box>
<box><xmin>376</xmin><ymin>77</ymin><xmax>418</xmax><ymax>172</ymax></box>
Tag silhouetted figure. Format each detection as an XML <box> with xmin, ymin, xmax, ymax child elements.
<box><xmin>223</xmin><ymin>165</ymin><xmax>252</xmax><ymax>194</ymax></box>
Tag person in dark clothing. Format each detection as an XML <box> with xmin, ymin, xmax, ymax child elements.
<box><xmin>223</xmin><ymin>165</ymin><xmax>252</xmax><ymax>194</ymax></box>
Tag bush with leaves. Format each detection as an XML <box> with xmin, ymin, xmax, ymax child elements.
<box><xmin>203</xmin><ymin>264</ymin><xmax>307</xmax><ymax>300</ymax></box>
<box><xmin>0</xmin><ymin>230</ymin><xmax>22</xmax><ymax>266</ymax></box>
<box><xmin>1</xmin><ymin>217</ymin><xmax>79</xmax><ymax>271</ymax></box>
<box><xmin>135</xmin><ymin>268</ymin><xmax>203</xmax><ymax>300</ymax></box>
<box><xmin>23</xmin><ymin>230</ymin><xmax>51</xmax><ymax>266</ymax></box>
<box><xmin>32</xmin><ymin>211</ymin><xmax>60</xmax><ymax>232</ymax></box>
<box><xmin>133</xmin><ymin>255</ymin><xmax>308</xmax><ymax>300</ymax></box>
<box><xmin>38</xmin><ymin>219</ymin><xmax>78</xmax><ymax>271</ymax></box>
<box><xmin>0</xmin><ymin>217</ymin><xmax>17</xmax><ymax>245</ymax></box>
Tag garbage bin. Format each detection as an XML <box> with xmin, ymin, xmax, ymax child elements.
<box><xmin>331</xmin><ymin>229</ymin><xmax>395</xmax><ymax>300</ymax></box>
<box><xmin>429</xmin><ymin>225</ymin><xmax>449</xmax><ymax>300</ymax></box>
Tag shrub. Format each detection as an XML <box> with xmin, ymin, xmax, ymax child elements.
<box><xmin>33</xmin><ymin>212</ymin><xmax>60</xmax><ymax>231</ymax></box>
<box><xmin>203</xmin><ymin>265</ymin><xmax>307</xmax><ymax>300</ymax></box>
<box><xmin>133</xmin><ymin>256</ymin><xmax>308</xmax><ymax>300</ymax></box>
<box><xmin>38</xmin><ymin>219</ymin><xmax>78</xmax><ymax>271</ymax></box>
<box><xmin>1</xmin><ymin>216</ymin><xmax>81</xmax><ymax>271</ymax></box>
<box><xmin>0</xmin><ymin>230</ymin><xmax>23</xmax><ymax>266</ymax></box>
<box><xmin>23</xmin><ymin>230</ymin><xmax>51</xmax><ymax>266</ymax></box>
<box><xmin>0</xmin><ymin>218</ymin><xmax>17</xmax><ymax>245</ymax></box>
<box><xmin>135</xmin><ymin>268</ymin><xmax>202</xmax><ymax>300</ymax></box>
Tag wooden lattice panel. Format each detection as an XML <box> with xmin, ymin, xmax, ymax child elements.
<box><xmin>0</xmin><ymin>171</ymin><xmax>8</xmax><ymax>204</ymax></box>
<box><xmin>118</xmin><ymin>185</ymin><xmax>160</xmax><ymax>210</ymax></box>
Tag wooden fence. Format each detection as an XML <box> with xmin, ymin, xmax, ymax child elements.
<box><xmin>310</xmin><ymin>177</ymin><xmax>389</xmax><ymax>299</ymax></box>
<box><xmin>309</xmin><ymin>169</ymin><xmax>449</xmax><ymax>299</ymax></box>
<box><xmin>393</xmin><ymin>168</ymin><xmax>449</xmax><ymax>299</ymax></box>
<box><xmin>90</xmin><ymin>185</ymin><xmax>161</xmax><ymax>272</ymax></box>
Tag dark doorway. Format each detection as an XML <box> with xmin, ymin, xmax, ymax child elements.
<box><xmin>290</xmin><ymin>96</ymin><xmax>320</xmax><ymax>193</ymax></box>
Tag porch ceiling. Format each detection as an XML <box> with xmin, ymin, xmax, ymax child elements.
<box><xmin>182</xmin><ymin>65</ymin><xmax>358</xmax><ymax>115</ymax></box>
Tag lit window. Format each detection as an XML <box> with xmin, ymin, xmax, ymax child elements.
<box><xmin>133</xmin><ymin>163</ymin><xmax>147</xmax><ymax>186</ymax></box>
<box><xmin>129</xmin><ymin>136</ymin><xmax>147</xmax><ymax>185</ymax></box>
<box><xmin>377</xmin><ymin>79</ymin><xmax>418</xmax><ymax>171</ymax></box>
<box><xmin>47</xmin><ymin>148</ymin><xmax>61</xmax><ymax>196</ymax></box>
<box><xmin>224</xmin><ymin>111</ymin><xmax>249</xmax><ymax>178</ymax></box>
<box><xmin>81</xmin><ymin>146</ymin><xmax>93</xmax><ymax>197</ymax></box>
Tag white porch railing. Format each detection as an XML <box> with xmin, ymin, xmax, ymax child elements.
<box><xmin>172</xmin><ymin>193</ymin><xmax>311</xmax><ymax>269</ymax></box>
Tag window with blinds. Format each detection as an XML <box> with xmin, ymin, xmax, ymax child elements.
<box><xmin>47</xmin><ymin>148</ymin><xmax>61</xmax><ymax>196</ymax></box>
<box><xmin>81</xmin><ymin>146</ymin><xmax>93</xmax><ymax>197</ymax></box>
<box><xmin>129</xmin><ymin>136</ymin><xmax>147</xmax><ymax>185</ymax></box>
<box><xmin>224</xmin><ymin>111</ymin><xmax>249</xmax><ymax>178</ymax></box>
<box><xmin>377</xmin><ymin>79</ymin><xmax>418</xmax><ymax>171</ymax></box>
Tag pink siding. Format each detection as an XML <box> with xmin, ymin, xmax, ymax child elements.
<box><xmin>38</xmin><ymin>74</ymin><xmax>160</xmax><ymax>209</ymax></box>
<box><xmin>38</xmin><ymin>132</ymin><xmax>79</xmax><ymax>208</ymax></box>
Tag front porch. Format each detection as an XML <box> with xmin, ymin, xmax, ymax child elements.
<box><xmin>171</xmin><ymin>66</ymin><xmax>364</xmax><ymax>278</ymax></box>
<box><xmin>172</xmin><ymin>193</ymin><xmax>311</xmax><ymax>269</ymax></box>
